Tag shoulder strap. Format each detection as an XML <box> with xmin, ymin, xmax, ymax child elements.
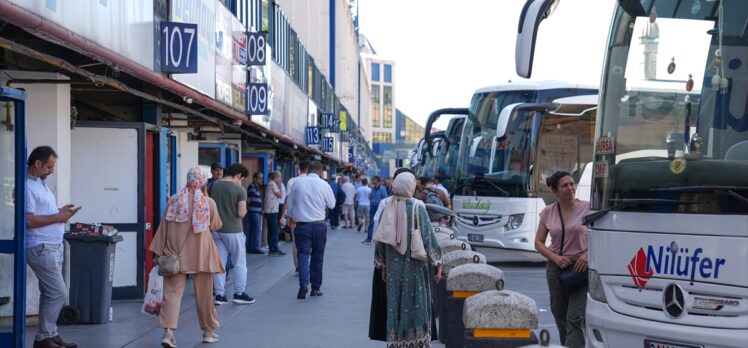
<box><xmin>557</xmin><ymin>202</ymin><xmax>566</xmax><ymax>256</ymax></box>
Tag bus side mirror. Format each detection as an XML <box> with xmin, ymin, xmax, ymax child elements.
<box><xmin>515</xmin><ymin>0</ymin><xmax>559</xmax><ymax>78</ymax></box>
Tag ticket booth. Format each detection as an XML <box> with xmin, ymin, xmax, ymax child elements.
<box><xmin>0</xmin><ymin>87</ymin><xmax>28</xmax><ymax>347</ymax></box>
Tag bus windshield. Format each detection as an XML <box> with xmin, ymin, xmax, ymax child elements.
<box><xmin>593</xmin><ymin>0</ymin><xmax>748</xmax><ymax>214</ymax></box>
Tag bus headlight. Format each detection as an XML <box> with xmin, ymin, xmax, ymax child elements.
<box><xmin>505</xmin><ymin>214</ymin><xmax>524</xmax><ymax>230</ymax></box>
<box><xmin>588</xmin><ymin>269</ymin><xmax>607</xmax><ymax>303</ymax></box>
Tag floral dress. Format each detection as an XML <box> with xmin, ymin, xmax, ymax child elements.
<box><xmin>375</xmin><ymin>200</ymin><xmax>442</xmax><ymax>348</ymax></box>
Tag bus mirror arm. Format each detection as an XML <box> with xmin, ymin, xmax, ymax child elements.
<box><xmin>515</xmin><ymin>0</ymin><xmax>560</xmax><ymax>78</ymax></box>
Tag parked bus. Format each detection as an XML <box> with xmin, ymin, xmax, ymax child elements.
<box><xmin>518</xmin><ymin>0</ymin><xmax>748</xmax><ymax>347</ymax></box>
<box><xmin>452</xmin><ymin>81</ymin><xmax>597</xmax><ymax>252</ymax></box>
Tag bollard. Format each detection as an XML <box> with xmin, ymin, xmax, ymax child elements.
<box><xmin>442</xmin><ymin>263</ymin><xmax>504</xmax><ymax>348</ymax></box>
<box><xmin>439</xmin><ymin>239</ymin><xmax>471</xmax><ymax>255</ymax></box>
<box><xmin>438</xmin><ymin>251</ymin><xmax>486</xmax><ymax>343</ymax></box>
<box><xmin>436</xmin><ymin>231</ymin><xmax>454</xmax><ymax>241</ymax></box>
<box><xmin>463</xmin><ymin>290</ymin><xmax>539</xmax><ymax>347</ymax></box>
<box><xmin>433</xmin><ymin>226</ymin><xmax>456</xmax><ymax>236</ymax></box>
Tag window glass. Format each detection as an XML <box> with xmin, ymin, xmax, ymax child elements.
<box><xmin>383</xmin><ymin>86</ymin><xmax>393</xmax><ymax>128</ymax></box>
<box><xmin>384</xmin><ymin>64</ymin><xmax>392</xmax><ymax>83</ymax></box>
<box><xmin>371</xmin><ymin>62</ymin><xmax>380</xmax><ymax>82</ymax></box>
<box><xmin>0</xmin><ymin>100</ymin><xmax>16</xmax><ymax>241</ymax></box>
<box><xmin>371</xmin><ymin>84</ymin><xmax>381</xmax><ymax>127</ymax></box>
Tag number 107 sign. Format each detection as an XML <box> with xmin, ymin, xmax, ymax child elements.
<box><xmin>160</xmin><ymin>22</ymin><xmax>198</xmax><ymax>74</ymax></box>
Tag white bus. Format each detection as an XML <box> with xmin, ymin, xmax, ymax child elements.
<box><xmin>518</xmin><ymin>1</ymin><xmax>748</xmax><ymax>347</ymax></box>
<box><xmin>452</xmin><ymin>81</ymin><xmax>597</xmax><ymax>252</ymax></box>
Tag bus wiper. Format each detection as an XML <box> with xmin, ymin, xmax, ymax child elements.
<box><xmin>650</xmin><ymin>186</ymin><xmax>748</xmax><ymax>204</ymax></box>
<box><xmin>474</xmin><ymin>176</ymin><xmax>510</xmax><ymax>197</ymax></box>
<box><xmin>583</xmin><ymin>198</ymin><xmax>708</xmax><ymax>226</ymax></box>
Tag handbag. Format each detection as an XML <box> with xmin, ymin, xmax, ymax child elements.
<box><xmin>410</xmin><ymin>201</ymin><xmax>429</xmax><ymax>262</ymax></box>
<box><xmin>556</xmin><ymin>203</ymin><xmax>588</xmax><ymax>292</ymax></box>
<box><xmin>157</xmin><ymin>222</ymin><xmax>189</xmax><ymax>277</ymax></box>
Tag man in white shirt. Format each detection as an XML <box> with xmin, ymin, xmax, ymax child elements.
<box><xmin>285</xmin><ymin>161</ymin><xmax>335</xmax><ymax>299</ymax></box>
<box><xmin>280</xmin><ymin>160</ymin><xmax>310</xmax><ymax>272</ymax></box>
<box><xmin>354</xmin><ymin>178</ymin><xmax>372</xmax><ymax>232</ymax></box>
<box><xmin>340</xmin><ymin>176</ymin><xmax>356</xmax><ymax>228</ymax></box>
<box><xmin>26</xmin><ymin>146</ymin><xmax>78</xmax><ymax>348</ymax></box>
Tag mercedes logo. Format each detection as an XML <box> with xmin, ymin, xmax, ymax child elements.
<box><xmin>662</xmin><ymin>283</ymin><xmax>686</xmax><ymax>318</ymax></box>
<box><xmin>472</xmin><ymin>216</ymin><xmax>480</xmax><ymax>227</ymax></box>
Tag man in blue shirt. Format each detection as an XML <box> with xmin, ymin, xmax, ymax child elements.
<box><xmin>245</xmin><ymin>172</ymin><xmax>264</xmax><ymax>254</ymax></box>
<box><xmin>363</xmin><ymin>175</ymin><xmax>388</xmax><ymax>243</ymax></box>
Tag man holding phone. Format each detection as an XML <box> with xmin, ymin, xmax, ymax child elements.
<box><xmin>26</xmin><ymin>146</ymin><xmax>78</xmax><ymax>348</ymax></box>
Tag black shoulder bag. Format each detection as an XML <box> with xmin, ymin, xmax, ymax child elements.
<box><xmin>556</xmin><ymin>203</ymin><xmax>588</xmax><ymax>292</ymax></box>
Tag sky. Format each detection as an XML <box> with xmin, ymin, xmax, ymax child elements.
<box><xmin>358</xmin><ymin>0</ymin><xmax>617</xmax><ymax>131</ymax></box>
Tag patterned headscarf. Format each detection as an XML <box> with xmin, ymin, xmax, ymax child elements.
<box><xmin>165</xmin><ymin>166</ymin><xmax>210</xmax><ymax>233</ymax></box>
<box><xmin>372</xmin><ymin>172</ymin><xmax>416</xmax><ymax>256</ymax></box>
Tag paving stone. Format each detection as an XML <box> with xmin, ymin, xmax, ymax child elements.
<box><xmin>463</xmin><ymin>290</ymin><xmax>539</xmax><ymax>330</ymax></box>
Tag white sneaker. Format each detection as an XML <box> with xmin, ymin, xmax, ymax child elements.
<box><xmin>202</xmin><ymin>331</ymin><xmax>219</xmax><ymax>343</ymax></box>
<box><xmin>161</xmin><ymin>331</ymin><xmax>176</xmax><ymax>348</ymax></box>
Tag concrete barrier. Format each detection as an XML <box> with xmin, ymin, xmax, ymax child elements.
<box><xmin>463</xmin><ymin>290</ymin><xmax>539</xmax><ymax>347</ymax></box>
<box><xmin>438</xmin><ymin>251</ymin><xmax>486</xmax><ymax>343</ymax></box>
<box><xmin>438</xmin><ymin>238</ymin><xmax>471</xmax><ymax>255</ymax></box>
<box><xmin>433</xmin><ymin>226</ymin><xmax>455</xmax><ymax>235</ymax></box>
<box><xmin>442</xmin><ymin>264</ymin><xmax>504</xmax><ymax>348</ymax></box>
<box><xmin>436</xmin><ymin>231</ymin><xmax>454</xmax><ymax>241</ymax></box>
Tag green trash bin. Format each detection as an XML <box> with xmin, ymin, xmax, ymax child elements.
<box><xmin>62</xmin><ymin>233</ymin><xmax>123</xmax><ymax>324</ymax></box>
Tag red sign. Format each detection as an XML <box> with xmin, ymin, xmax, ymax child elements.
<box><xmin>593</xmin><ymin>161</ymin><xmax>609</xmax><ymax>178</ymax></box>
<box><xmin>596</xmin><ymin>136</ymin><xmax>615</xmax><ymax>155</ymax></box>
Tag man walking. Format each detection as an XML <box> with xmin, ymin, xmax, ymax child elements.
<box><xmin>263</xmin><ymin>171</ymin><xmax>285</xmax><ymax>256</ymax></box>
<box><xmin>211</xmin><ymin>163</ymin><xmax>255</xmax><ymax>305</ymax></box>
<box><xmin>327</xmin><ymin>176</ymin><xmax>340</xmax><ymax>229</ymax></box>
<box><xmin>341</xmin><ymin>176</ymin><xmax>356</xmax><ymax>228</ymax></box>
<box><xmin>246</xmin><ymin>173</ymin><xmax>264</xmax><ymax>254</ymax></box>
<box><xmin>26</xmin><ymin>146</ymin><xmax>78</xmax><ymax>348</ymax></box>
<box><xmin>363</xmin><ymin>176</ymin><xmax>388</xmax><ymax>244</ymax></box>
<box><xmin>280</xmin><ymin>161</ymin><xmax>309</xmax><ymax>272</ymax></box>
<box><xmin>285</xmin><ymin>161</ymin><xmax>335</xmax><ymax>299</ymax></box>
<box><xmin>355</xmin><ymin>178</ymin><xmax>371</xmax><ymax>232</ymax></box>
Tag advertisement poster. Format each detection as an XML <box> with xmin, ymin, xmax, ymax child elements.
<box><xmin>215</xmin><ymin>4</ymin><xmax>233</xmax><ymax>106</ymax></box>
<box><xmin>231</xmin><ymin>16</ymin><xmax>247</xmax><ymax>111</ymax></box>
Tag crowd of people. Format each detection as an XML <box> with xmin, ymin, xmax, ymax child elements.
<box><xmin>22</xmin><ymin>143</ymin><xmax>588</xmax><ymax>348</ymax></box>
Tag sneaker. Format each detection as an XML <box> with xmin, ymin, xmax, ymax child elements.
<box><xmin>310</xmin><ymin>289</ymin><xmax>323</xmax><ymax>297</ymax></box>
<box><xmin>233</xmin><ymin>292</ymin><xmax>256</xmax><ymax>304</ymax></box>
<box><xmin>247</xmin><ymin>249</ymin><xmax>265</xmax><ymax>254</ymax></box>
<box><xmin>297</xmin><ymin>287</ymin><xmax>308</xmax><ymax>299</ymax></box>
<box><xmin>361</xmin><ymin>239</ymin><xmax>372</xmax><ymax>244</ymax></box>
<box><xmin>357</xmin><ymin>223</ymin><xmax>362</xmax><ymax>231</ymax></box>
<box><xmin>202</xmin><ymin>331</ymin><xmax>219</xmax><ymax>343</ymax></box>
<box><xmin>214</xmin><ymin>295</ymin><xmax>228</xmax><ymax>305</ymax></box>
<box><xmin>259</xmin><ymin>246</ymin><xmax>269</xmax><ymax>251</ymax></box>
<box><xmin>269</xmin><ymin>250</ymin><xmax>287</xmax><ymax>256</ymax></box>
<box><xmin>160</xmin><ymin>331</ymin><xmax>176</xmax><ymax>348</ymax></box>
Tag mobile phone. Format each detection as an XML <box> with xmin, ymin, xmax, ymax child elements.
<box><xmin>71</xmin><ymin>206</ymin><xmax>82</xmax><ymax>213</ymax></box>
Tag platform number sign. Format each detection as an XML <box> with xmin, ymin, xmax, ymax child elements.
<box><xmin>247</xmin><ymin>32</ymin><xmax>267</xmax><ymax>66</ymax></box>
<box><xmin>305</xmin><ymin>126</ymin><xmax>321</xmax><ymax>145</ymax></box>
<box><xmin>321</xmin><ymin>113</ymin><xmax>339</xmax><ymax>132</ymax></box>
<box><xmin>322</xmin><ymin>137</ymin><xmax>334</xmax><ymax>152</ymax></box>
<box><xmin>160</xmin><ymin>22</ymin><xmax>198</xmax><ymax>73</ymax></box>
<box><xmin>246</xmin><ymin>83</ymin><xmax>269</xmax><ymax>115</ymax></box>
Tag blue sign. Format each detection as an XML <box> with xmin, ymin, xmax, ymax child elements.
<box><xmin>246</xmin><ymin>83</ymin><xmax>269</xmax><ymax>115</ymax></box>
<box><xmin>247</xmin><ymin>32</ymin><xmax>267</xmax><ymax>66</ymax></box>
<box><xmin>348</xmin><ymin>146</ymin><xmax>355</xmax><ymax>163</ymax></box>
<box><xmin>321</xmin><ymin>113</ymin><xmax>339</xmax><ymax>132</ymax></box>
<box><xmin>322</xmin><ymin>137</ymin><xmax>334</xmax><ymax>152</ymax></box>
<box><xmin>305</xmin><ymin>126</ymin><xmax>321</xmax><ymax>145</ymax></box>
<box><xmin>160</xmin><ymin>21</ymin><xmax>198</xmax><ymax>74</ymax></box>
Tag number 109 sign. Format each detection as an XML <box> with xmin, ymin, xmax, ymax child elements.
<box><xmin>160</xmin><ymin>22</ymin><xmax>198</xmax><ymax>74</ymax></box>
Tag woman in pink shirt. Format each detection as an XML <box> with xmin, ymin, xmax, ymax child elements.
<box><xmin>535</xmin><ymin>171</ymin><xmax>589</xmax><ymax>348</ymax></box>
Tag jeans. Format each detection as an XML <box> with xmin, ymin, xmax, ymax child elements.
<box><xmin>27</xmin><ymin>243</ymin><xmax>66</xmax><ymax>341</ymax></box>
<box><xmin>329</xmin><ymin>205</ymin><xmax>340</xmax><ymax>227</ymax></box>
<box><xmin>294</xmin><ymin>223</ymin><xmax>327</xmax><ymax>290</ymax></box>
<box><xmin>246</xmin><ymin>212</ymin><xmax>262</xmax><ymax>250</ymax></box>
<box><xmin>366</xmin><ymin>206</ymin><xmax>378</xmax><ymax>241</ymax></box>
<box><xmin>546</xmin><ymin>261</ymin><xmax>587</xmax><ymax>348</ymax></box>
<box><xmin>264</xmin><ymin>213</ymin><xmax>280</xmax><ymax>253</ymax></box>
<box><xmin>212</xmin><ymin>232</ymin><xmax>248</xmax><ymax>296</ymax></box>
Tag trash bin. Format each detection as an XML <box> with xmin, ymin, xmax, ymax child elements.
<box><xmin>443</xmin><ymin>263</ymin><xmax>504</xmax><ymax>348</ymax></box>
<box><xmin>62</xmin><ymin>233</ymin><xmax>123</xmax><ymax>324</ymax></box>
<box><xmin>463</xmin><ymin>290</ymin><xmax>539</xmax><ymax>347</ymax></box>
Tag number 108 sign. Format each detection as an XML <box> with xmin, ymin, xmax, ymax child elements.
<box><xmin>160</xmin><ymin>22</ymin><xmax>198</xmax><ymax>74</ymax></box>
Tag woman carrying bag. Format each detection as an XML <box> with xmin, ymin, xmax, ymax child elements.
<box><xmin>534</xmin><ymin>171</ymin><xmax>590</xmax><ymax>348</ymax></box>
<box><xmin>372</xmin><ymin>171</ymin><xmax>443</xmax><ymax>347</ymax></box>
<box><xmin>149</xmin><ymin>166</ymin><xmax>224</xmax><ymax>347</ymax></box>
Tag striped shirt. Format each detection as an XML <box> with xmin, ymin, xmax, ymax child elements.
<box><xmin>247</xmin><ymin>183</ymin><xmax>263</xmax><ymax>213</ymax></box>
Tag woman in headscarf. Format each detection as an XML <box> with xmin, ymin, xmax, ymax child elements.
<box><xmin>373</xmin><ymin>171</ymin><xmax>443</xmax><ymax>347</ymax></box>
<box><xmin>149</xmin><ymin>166</ymin><xmax>224</xmax><ymax>347</ymax></box>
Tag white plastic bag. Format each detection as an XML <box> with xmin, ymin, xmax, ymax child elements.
<box><xmin>141</xmin><ymin>266</ymin><xmax>163</xmax><ymax>316</ymax></box>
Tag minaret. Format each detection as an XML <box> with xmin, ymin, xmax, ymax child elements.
<box><xmin>640</xmin><ymin>19</ymin><xmax>660</xmax><ymax>80</ymax></box>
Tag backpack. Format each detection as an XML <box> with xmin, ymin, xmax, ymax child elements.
<box><xmin>336</xmin><ymin>188</ymin><xmax>346</xmax><ymax>207</ymax></box>
<box><xmin>423</xmin><ymin>188</ymin><xmax>445</xmax><ymax>222</ymax></box>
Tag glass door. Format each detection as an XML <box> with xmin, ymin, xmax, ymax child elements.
<box><xmin>0</xmin><ymin>87</ymin><xmax>27</xmax><ymax>347</ymax></box>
